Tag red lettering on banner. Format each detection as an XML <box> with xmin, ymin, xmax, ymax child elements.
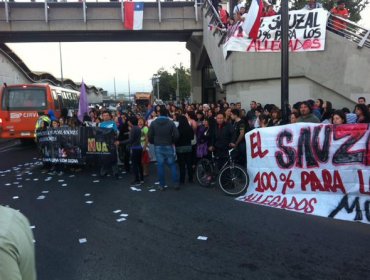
<box><xmin>358</xmin><ymin>170</ymin><xmax>370</xmax><ymax>196</ymax></box>
<box><xmin>244</xmin><ymin>193</ymin><xmax>317</xmax><ymax>214</ymax></box>
<box><xmin>246</xmin><ymin>39</ymin><xmax>322</xmax><ymax>52</ymax></box>
<box><xmin>250</xmin><ymin>132</ymin><xmax>268</xmax><ymax>159</ymax></box>
<box><xmin>333</xmin><ymin>124</ymin><xmax>368</xmax><ymax>165</ymax></box>
<box><xmin>300</xmin><ymin>170</ymin><xmax>345</xmax><ymax>193</ymax></box>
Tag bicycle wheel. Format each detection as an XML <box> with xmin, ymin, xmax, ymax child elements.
<box><xmin>196</xmin><ymin>158</ymin><xmax>215</xmax><ymax>187</ymax></box>
<box><xmin>217</xmin><ymin>164</ymin><xmax>249</xmax><ymax>196</ymax></box>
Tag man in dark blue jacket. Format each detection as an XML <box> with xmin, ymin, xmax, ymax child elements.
<box><xmin>148</xmin><ymin>106</ymin><xmax>180</xmax><ymax>190</ymax></box>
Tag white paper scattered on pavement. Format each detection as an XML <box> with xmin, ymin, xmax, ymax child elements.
<box><xmin>154</xmin><ymin>182</ymin><xmax>160</xmax><ymax>185</ymax></box>
<box><xmin>116</xmin><ymin>218</ymin><xmax>126</xmax><ymax>222</ymax></box>
<box><xmin>42</xmin><ymin>191</ymin><xmax>49</xmax><ymax>194</ymax></box>
<box><xmin>84</xmin><ymin>193</ymin><xmax>91</xmax><ymax>197</ymax></box>
<box><xmin>85</xmin><ymin>201</ymin><xmax>94</xmax><ymax>204</ymax></box>
<box><xmin>113</xmin><ymin>209</ymin><xmax>121</xmax><ymax>214</ymax></box>
<box><xmin>69</xmin><ymin>175</ymin><xmax>75</xmax><ymax>178</ymax></box>
<box><xmin>30</xmin><ymin>225</ymin><xmax>36</xmax><ymax>229</ymax></box>
<box><xmin>149</xmin><ymin>189</ymin><xmax>156</xmax><ymax>192</ymax></box>
<box><xmin>33</xmin><ymin>178</ymin><xmax>39</xmax><ymax>181</ymax></box>
<box><xmin>62</xmin><ymin>184</ymin><xmax>67</xmax><ymax>187</ymax></box>
<box><xmin>93</xmin><ymin>180</ymin><xmax>100</xmax><ymax>183</ymax></box>
<box><xmin>37</xmin><ymin>195</ymin><xmax>46</xmax><ymax>200</ymax></box>
<box><xmin>130</xmin><ymin>187</ymin><xmax>142</xmax><ymax>191</ymax></box>
<box><xmin>197</xmin><ymin>236</ymin><xmax>208</xmax><ymax>241</ymax></box>
<box><xmin>13</xmin><ymin>196</ymin><xmax>19</xmax><ymax>200</ymax></box>
<box><xmin>58</xmin><ymin>180</ymin><xmax>64</xmax><ymax>182</ymax></box>
<box><xmin>79</xmin><ymin>238</ymin><xmax>87</xmax><ymax>244</ymax></box>
<box><xmin>120</xmin><ymin>213</ymin><xmax>129</xmax><ymax>217</ymax></box>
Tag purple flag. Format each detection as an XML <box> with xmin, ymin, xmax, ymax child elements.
<box><xmin>78</xmin><ymin>80</ymin><xmax>88</xmax><ymax>123</ymax></box>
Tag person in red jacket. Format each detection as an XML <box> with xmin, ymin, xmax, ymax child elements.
<box><xmin>330</xmin><ymin>1</ymin><xmax>349</xmax><ymax>37</ymax></box>
<box><xmin>262</xmin><ymin>4</ymin><xmax>276</xmax><ymax>17</ymax></box>
<box><xmin>218</xmin><ymin>4</ymin><xmax>229</xmax><ymax>26</ymax></box>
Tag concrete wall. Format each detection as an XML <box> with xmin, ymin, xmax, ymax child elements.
<box><xmin>0</xmin><ymin>50</ymin><xmax>29</xmax><ymax>85</ymax></box>
<box><xmin>226</xmin><ymin>77</ymin><xmax>356</xmax><ymax>111</ymax></box>
<box><xmin>202</xmin><ymin>9</ymin><xmax>370</xmax><ymax>108</ymax></box>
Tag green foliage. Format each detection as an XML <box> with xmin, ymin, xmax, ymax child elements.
<box><xmin>289</xmin><ymin>0</ymin><xmax>368</xmax><ymax>22</ymax></box>
<box><xmin>152</xmin><ymin>65</ymin><xmax>191</xmax><ymax>101</ymax></box>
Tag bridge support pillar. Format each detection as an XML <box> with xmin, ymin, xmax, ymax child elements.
<box><xmin>187</xmin><ymin>32</ymin><xmax>204</xmax><ymax>103</ymax></box>
<box><xmin>190</xmin><ymin>52</ymin><xmax>202</xmax><ymax>103</ymax></box>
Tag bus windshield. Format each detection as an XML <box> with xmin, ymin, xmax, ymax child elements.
<box><xmin>2</xmin><ymin>88</ymin><xmax>47</xmax><ymax>111</ymax></box>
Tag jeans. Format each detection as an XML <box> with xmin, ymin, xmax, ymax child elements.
<box><xmin>154</xmin><ymin>145</ymin><xmax>179</xmax><ymax>187</ymax></box>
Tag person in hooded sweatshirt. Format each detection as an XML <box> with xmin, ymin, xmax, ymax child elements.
<box><xmin>148</xmin><ymin>106</ymin><xmax>180</xmax><ymax>191</ymax></box>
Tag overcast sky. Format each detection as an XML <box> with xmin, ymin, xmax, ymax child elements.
<box><xmin>6</xmin><ymin>3</ymin><xmax>370</xmax><ymax>95</ymax></box>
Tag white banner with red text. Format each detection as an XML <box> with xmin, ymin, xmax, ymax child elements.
<box><xmin>223</xmin><ymin>8</ymin><xmax>328</xmax><ymax>58</ymax></box>
<box><xmin>238</xmin><ymin>123</ymin><xmax>370</xmax><ymax>225</ymax></box>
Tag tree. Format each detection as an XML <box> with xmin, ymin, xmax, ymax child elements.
<box><xmin>152</xmin><ymin>65</ymin><xmax>191</xmax><ymax>101</ymax></box>
<box><xmin>290</xmin><ymin>0</ymin><xmax>369</xmax><ymax>23</ymax></box>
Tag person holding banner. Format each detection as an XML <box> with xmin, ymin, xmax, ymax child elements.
<box><xmin>99</xmin><ymin>111</ymin><xmax>119</xmax><ymax>178</ymax></box>
<box><xmin>296</xmin><ymin>101</ymin><xmax>320</xmax><ymax>123</ymax></box>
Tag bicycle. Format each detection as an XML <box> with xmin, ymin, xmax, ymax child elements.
<box><xmin>195</xmin><ymin>148</ymin><xmax>249</xmax><ymax>196</ymax></box>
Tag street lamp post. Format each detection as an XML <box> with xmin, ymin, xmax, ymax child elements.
<box><xmin>176</xmin><ymin>69</ymin><xmax>179</xmax><ymax>102</ymax></box>
<box><xmin>156</xmin><ymin>77</ymin><xmax>160</xmax><ymax>100</ymax></box>
<box><xmin>113</xmin><ymin>77</ymin><xmax>117</xmax><ymax>100</ymax></box>
<box><xmin>59</xmin><ymin>42</ymin><xmax>64</xmax><ymax>87</ymax></box>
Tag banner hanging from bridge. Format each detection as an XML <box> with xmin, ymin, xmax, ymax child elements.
<box><xmin>36</xmin><ymin>127</ymin><xmax>116</xmax><ymax>165</ymax></box>
<box><xmin>238</xmin><ymin>123</ymin><xmax>370</xmax><ymax>225</ymax></box>
<box><xmin>223</xmin><ymin>8</ymin><xmax>328</xmax><ymax>57</ymax></box>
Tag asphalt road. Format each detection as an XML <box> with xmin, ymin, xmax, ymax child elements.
<box><xmin>0</xmin><ymin>140</ymin><xmax>369</xmax><ymax>280</ymax></box>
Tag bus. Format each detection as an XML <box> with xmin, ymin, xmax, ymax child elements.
<box><xmin>0</xmin><ymin>83</ymin><xmax>80</xmax><ymax>140</ymax></box>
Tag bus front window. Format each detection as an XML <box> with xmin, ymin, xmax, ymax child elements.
<box><xmin>2</xmin><ymin>88</ymin><xmax>47</xmax><ymax>111</ymax></box>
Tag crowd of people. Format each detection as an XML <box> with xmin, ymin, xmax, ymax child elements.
<box><xmin>211</xmin><ymin>0</ymin><xmax>350</xmax><ymax>38</ymax></box>
<box><xmin>35</xmin><ymin>95</ymin><xmax>370</xmax><ymax>190</ymax></box>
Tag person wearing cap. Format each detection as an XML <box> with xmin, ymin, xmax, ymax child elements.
<box><xmin>296</xmin><ymin>101</ymin><xmax>321</xmax><ymax>123</ymax></box>
<box><xmin>330</xmin><ymin>1</ymin><xmax>349</xmax><ymax>37</ymax></box>
<box><xmin>303</xmin><ymin>0</ymin><xmax>323</xmax><ymax>10</ymax></box>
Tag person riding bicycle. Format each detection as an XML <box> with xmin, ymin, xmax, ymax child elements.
<box><xmin>209</xmin><ymin>113</ymin><xmax>234</xmax><ymax>169</ymax></box>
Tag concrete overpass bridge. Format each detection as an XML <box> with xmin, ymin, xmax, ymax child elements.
<box><xmin>1</xmin><ymin>0</ymin><xmax>370</xmax><ymax>108</ymax></box>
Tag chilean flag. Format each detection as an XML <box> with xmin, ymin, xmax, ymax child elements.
<box><xmin>242</xmin><ymin>0</ymin><xmax>264</xmax><ymax>39</ymax></box>
<box><xmin>124</xmin><ymin>1</ymin><xmax>144</xmax><ymax>30</ymax></box>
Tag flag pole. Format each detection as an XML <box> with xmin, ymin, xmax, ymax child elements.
<box><xmin>281</xmin><ymin>0</ymin><xmax>289</xmax><ymax>123</ymax></box>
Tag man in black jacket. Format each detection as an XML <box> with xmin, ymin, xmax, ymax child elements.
<box><xmin>209</xmin><ymin>113</ymin><xmax>234</xmax><ymax>169</ymax></box>
<box><xmin>148</xmin><ymin>106</ymin><xmax>180</xmax><ymax>190</ymax></box>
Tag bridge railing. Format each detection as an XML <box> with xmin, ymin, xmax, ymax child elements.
<box><xmin>201</xmin><ymin>2</ymin><xmax>370</xmax><ymax>50</ymax></box>
<box><xmin>202</xmin><ymin>0</ymin><xmax>227</xmax><ymax>46</ymax></box>
<box><xmin>1</xmin><ymin>0</ymin><xmax>202</xmax><ymax>24</ymax></box>
<box><xmin>327</xmin><ymin>13</ymin><xmax>370</xmax><ymax>49</ymax></box>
